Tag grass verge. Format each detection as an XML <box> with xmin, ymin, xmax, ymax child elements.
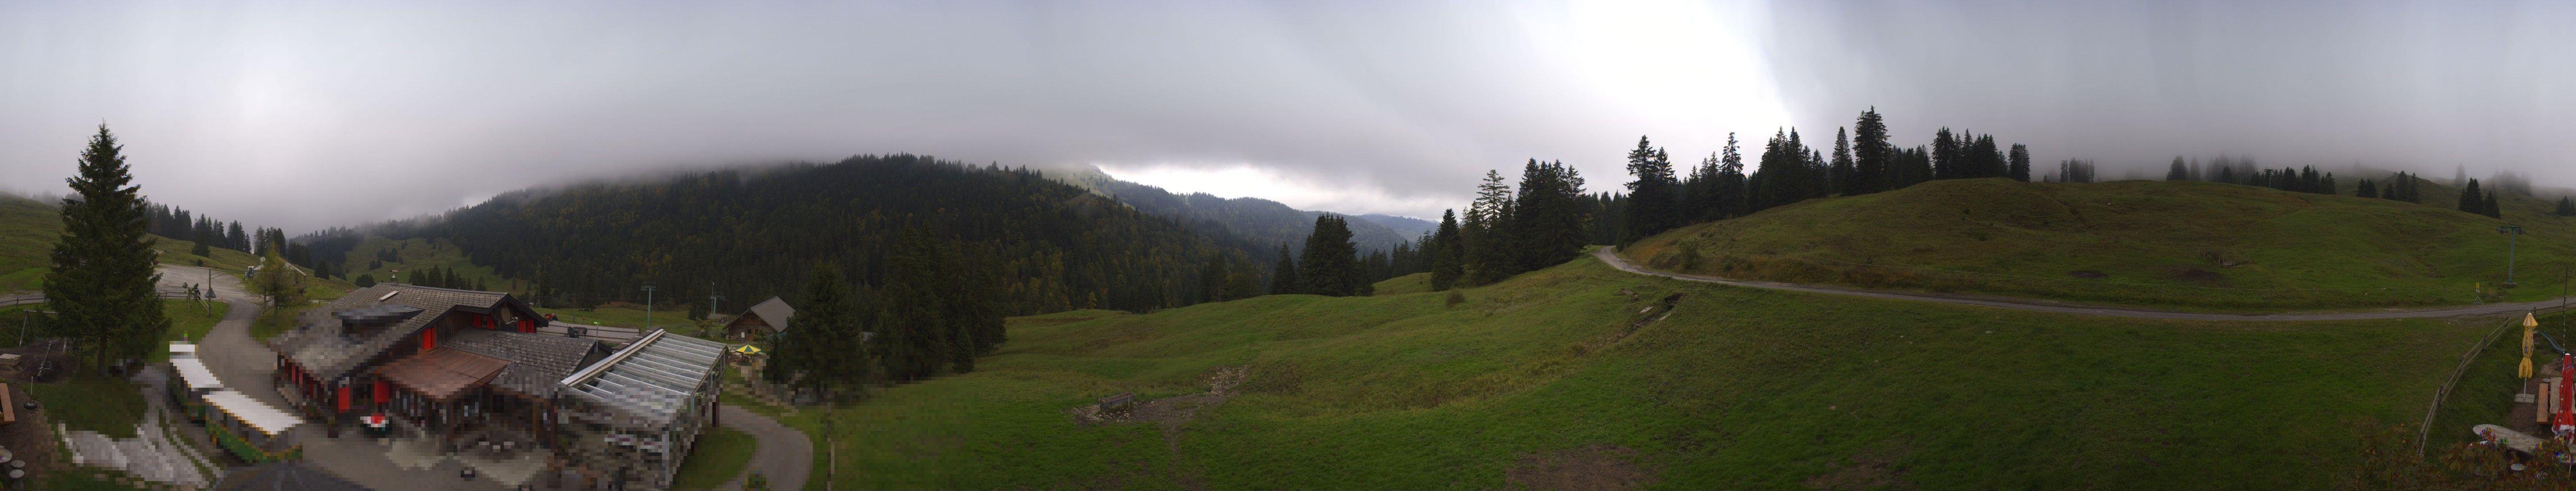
<box><xmin>670</xmin><ymin>426</ymin><xmax>759</xmax><ymax>490</ymax></box>
<box><xmin>29</xmin><ymin>375</ymin><xmax>147</xmax><ymax>439</ymax></box>
<box><xmin>155</xmin><ymin>300</ymin><xmax>228</xmax><ymax>361</ymax></box>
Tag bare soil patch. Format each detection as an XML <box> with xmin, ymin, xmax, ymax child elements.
<box><xmin>1801</xmin><ymin>445</ymin><xmax>1914</xmax><ymax>491</ymax></box>
<box><xmin>1504</xmin><ymin>444</ymin><xmax>1655</xmax><ymax>491</ymax></box>
<box><xmin>1067</xmin><ymin>365</ymin><xmax>1246</xmax><ymax>491</ymax></box>
<box><xmin>2168</xmin><ymin>267</ymin><xmax>2227</xmax><ymax>284</ymax></box>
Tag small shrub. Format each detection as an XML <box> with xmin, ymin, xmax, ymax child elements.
<box><xmin>1444</xmin><ymin>291</ymin><xmax>1466</xmax><ymax>308</ymax></box>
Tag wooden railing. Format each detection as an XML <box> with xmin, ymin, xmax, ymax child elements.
<box><xmin>2420</xmin><ymin>304</ymin><xmax>2572</xmax><ymax>455</ymax></box>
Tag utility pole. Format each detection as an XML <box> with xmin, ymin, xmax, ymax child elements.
<box><xmin>642</xmin><ymin>282</ymin><xmax>656</xmax><ymax>330</ymax></box>
<box><xmin>2501</xmin><ymin>225</ymin><xmax>2527</xmax><ymax>287</ymax></box>
<box><xmin>708</xmin><ymin>281</ymin><xmax>724</xmax><ymax>319</ymax></box>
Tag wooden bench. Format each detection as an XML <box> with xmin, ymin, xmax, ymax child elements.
<box><xmin>1098</xmin><ymin>392</ymin><xmax>1136</xmax><ymax>414</ymax></box>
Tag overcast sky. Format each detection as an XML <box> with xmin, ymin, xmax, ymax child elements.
<box><xmin>2</xmin><ymin>0</ymin><xmax>2570</xmax><ymax>232</ymax></box>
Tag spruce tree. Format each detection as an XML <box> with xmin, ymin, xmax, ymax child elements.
<box><xmin>44</xmin><ymin>124</ymin><xmax>170</xmax><ymax>371</ymax></box>
<box><xmin>1464</xmin><ymin>170</ymin><xmax>1517</xmax><ymax>285</ymax></box>
<box><xmin>1851</xmin><ymin>108</ymin><xmax>1889</xmax><ymax>194</ymax></box>
<box><xmin>1511</xmin><ymin>160</ymin><xmax>1592</xmax><ymax>273</ymax></box>
<box><xmin>2167</xmin><ymin>157</ymin><xmax>2189</xmax><ymax>181</ymax></box>
<box><xmin>2008</xmin><ymin>144</ymin><xmax>2031</xmax><ymax>182</ymax></box>
<box><xmin>2484</xmin><ymin>191</ymin><xmax>2503</xmax><ymax>219</ymax></box>
<box><xmin>2557</xmin><ymin>197</ymin><xmax>2575</xmax><ymax>216</ymax></box>
<box><xmin>2357</xmin><ymin>178</ymin><xmax>2379</xmax><ymax>199</ymax></box>
<box><xmin>1830</xmin><ymin>128</ymin><xmax>1856</xmax><ymax>195</ymax></box>
<box><xmin>2460</xmin><ymin>179</ymin><xmax>2484</xmax><ymax>214</ymax></box>
<box><xmin>1715</xmin><ymin>134</ymin><xmax>1748</xmax><ymax>218</ymax></box>
<box><xmin>1428</xmin><ymin>210</ymin><xmax>1464</xmax><ymax>291</ymax></box>
<box><xmin>1268</xmin><ymin>244</ymin><xmax>1300</xmax><ymax>295</ymax></box>
<box><xmin>1622</xmin><ymin>139</ymin><xmax>1680</xmax><ymax>242</ymax></box>
<box><xmin>1297</xmin><ymin>215</ymin><xmax>1362</xmax><ymax>296</ymax></box>
<box><xmin>770</xmin><ymin>263</ymin><xmax>872</xmax><ymax>395</ymax></box>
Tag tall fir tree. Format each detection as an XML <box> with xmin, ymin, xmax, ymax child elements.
<box><xmin>45</xmin><ymin>125</ymin><xmax>170</xmax><ymax>370</ymax></box>
<box><xmin>1511</xmin><ymin>160</ymin><xmax>1592</xmax><ymax>273</ymax></box>
<box><xmin>2459</xmin><ymin>179</ymin><xmax>2484</xmax><ymax>215</ymax></box>
<box><xmin>2008</xmin><ymin>144</ymin><xmax>2031</xmax><ymax>182</ymax></box>
<box><xmin>1428</xmin><ymin>210</ymin><xmax>1464</xmax><ymax>291</ymax></box>
<box><xmin>1931</xmin><ymin>128</ymin><xmax>1958</xmax><ymax>180</ymax></box>
<box><xmin>1297</xmin><ymin>215</ymin><xmax>1365</xmax><ymax>296</ymax></box>
<box><xmin>1852</xmin><ymin>108</ymin><xmax>1890</xmax><ymax>194</ymax></box>
<box><xmin>2167</xmin><ymin>156</ymin><xmax>2189</xmax><ymax>181</ymax></box>
<box><xmin>767</xmin><ymin>263</ymin><xmax>872</xmax><ymax>397</ymax></box>
<box><xmin>1268</xmin><ymin>243</ymin><xmax>1301</xmax><ymax>295</ymax></box>
<box><xmin>1830</xmin><ymin>128</ymin><xmax>1857</xmax><ymax>195</ymax></box>
<box><xmin>1622</xmin><ymin>139</ymin><xmax>1680</xmax><ymax>243</ymax></box>
<box><xmin>1464</xmin><ymin>170</ymin><xmax>1517</xmax><ymax>285</ymax></box>
<box><xmin>2483</xmin><ymin>191</ymin><xmax>2503</xmax><ymax>219</ymax></box>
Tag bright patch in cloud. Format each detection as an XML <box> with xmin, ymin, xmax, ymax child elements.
<box><xmin>1096</xmin><ymin>163</ymin><xmax>1461</xmax><ymax>218</ymax></box>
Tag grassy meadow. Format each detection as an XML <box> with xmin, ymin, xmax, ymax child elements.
<box><xmin>157</xmin><ymin>300</ymin><xmax>230</xmax><ymax>361</ymax></box>
<box><xmin>671</xmin><ymin>426</ymin><xmax>759</xmax><ymax>490</ymax></box>
<box><xmin>534</xmin><ymin>304</ymin><xmax>700</xmax><ymax>330</ymax></box>
<box><xmin>1</xmin><ymin>193</ymin><xmax>260</xmax><ymax>293</ymax></box>
<box><xmin>335</xmin><ymin>235</ymin><xmax>521</xmax><ymax>293</ymax></box>
<box><xmin>749</xmin><ymin>248</ymin><xmax>2487</xmax><ymax>490</ymax></box>
<box><xmin>1626</xmin><ymin>178</ymin><xmax>2576</xmax><ymax>311</ymax></box>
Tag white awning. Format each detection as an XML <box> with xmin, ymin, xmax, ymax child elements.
<box><xmin>169</xmin><ymin>343</ymin><xmax>198</xmax><ymax>358</ymax></box>
<box><xmin>202</xmin><ymin>390</ymin><xmax>304</xmax><ymax>437</ymax></box>
<box><xmin>170</xmin><ymin>357</ymin><xmax>222</xmax><ymax>391</ymax></box>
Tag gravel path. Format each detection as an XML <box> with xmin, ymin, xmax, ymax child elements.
<box><xmin>720</xmin><ymin>405</ymin><xmax>814</xmax><ymax>491</ymax></box>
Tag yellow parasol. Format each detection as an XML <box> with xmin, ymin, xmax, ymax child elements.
<box><xmin>733</xmin><ymin>344</ymin><xmax>764</xmax><ymax>356</ymax></box>
<box><xmin>2522</xmin><ymin>313</ymin><xmax>2540</xmax><ymax>378</ymax></box>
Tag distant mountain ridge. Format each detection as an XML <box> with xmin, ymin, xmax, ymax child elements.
<box><xmin>1049</xmin><ymin>166</ymin><xmax>1418</xmax><ymax>254</ymax></box>
<box><xmin>1354</xmin><ymin>214</ymin><xmax>1436</xmax><ymax>237</ymax></box>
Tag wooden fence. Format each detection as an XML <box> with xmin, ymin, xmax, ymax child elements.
<box><xmin>2419</xmin><ymin>304</ymin><xmax>2571</xmax><ymax>456</ymax></box>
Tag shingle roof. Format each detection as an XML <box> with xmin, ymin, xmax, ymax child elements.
<box><xmin>443</xmin><ymin>328</ymin><xmax>608</xmax><ymax>397</ymax></box>
<box><xmin>740</xmin><ymin>296</ymin><xmax>794</xmax><ymax>333</ymax></box>
<box><xmin>373</xmin><ymin>348</ymin><xmax>508</xmax><ymax>401</ymax></box>
<box><xmin>273</xmin><ymin>284</ymin><xmax>511</xmax><ymax>381</ymax></box>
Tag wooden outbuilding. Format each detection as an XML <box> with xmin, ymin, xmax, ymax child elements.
<box><xmin>724</xmin><ymin>296</ymin><xmax>794</xmax><ymax>341</ymax></box>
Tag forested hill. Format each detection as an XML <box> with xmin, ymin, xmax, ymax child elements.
<box><xmin>363</xmin><ymin>155</ymin><xmax>1261</xmax><ymax>315</ymax></box>
<box><xmin>1049</xmin><ymin>166</ymin><xmax>1418</xmax><ymax>254</ymax></box>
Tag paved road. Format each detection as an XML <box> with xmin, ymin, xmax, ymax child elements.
<box><xmin>1594</xmin><ymin>246</ymin><xmax>2573</xmax><ymax>321</ymax></box>
<box><xmin>720</xmin><ymin>405</ymin><xmax>814</xmax><ymax>491</ymax></box>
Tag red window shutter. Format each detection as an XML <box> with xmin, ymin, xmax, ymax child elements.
<box><xmin>374</xmin><ymin>380</ymin><xmax>388</xmax><ymax>404</ymax></box>
<box><xmin>423</xmin><ymin>328</ymin><xmax>437</xmax><ymax>351</ymax></box>
<box><xmin>338</xmin><ymin>385</ymin><xmax>351</xmax><ymax>412</ymax></box>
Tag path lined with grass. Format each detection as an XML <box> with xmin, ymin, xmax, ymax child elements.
<box><xmin>1599</xmin><ymin>246</ymin><xmax>2572</xmax><ymax>321</ymax></box>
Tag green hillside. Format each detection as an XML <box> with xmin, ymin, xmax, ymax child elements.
<box><xmin>0</xmin><ymin>194</ymin><xmax>259</xmax><ymax>293</ymax></box>
<box><xmin>1625</xmin><ymin>177</ymin><xmax>2576</xmax><ymax>310</ymax></box>
<box><xmin>334</xmin><ymin>234</ymin><xmax>519</xmax><ymax>293</ymax></box>
<box><xmin>764</xmin><ymin>249</ymin><xmax>2476</xmax><ymax>490</ymax></box>
<box><xmin>0</xmin><ymin>194</ymin><xmax>55</xmax><ymax>292</ymax></box>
